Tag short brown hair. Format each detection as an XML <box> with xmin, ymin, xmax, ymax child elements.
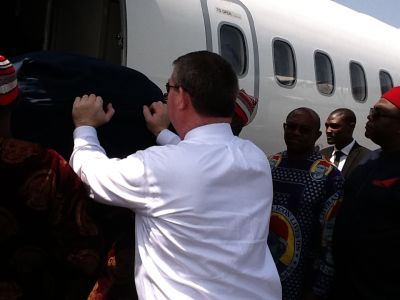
<box><xmin>172</xmin><ymin>51</ymin><xmax>238</xmax><ymax>118</ymax></box>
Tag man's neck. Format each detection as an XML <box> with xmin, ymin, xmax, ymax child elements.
<box><xmin>335</xmin><ymin>138</ymin><xmax>354</xmax><ymax>150</ymax></box>
<box><xmin>381</xmin><ymin>142</ymin><xmax>400</xmax><ymax>154</ymax></box>
<box><xmin>176</xmin><ymin>116</ymin><xmax>232</xmax><ymax>139</ymax></box>
<box><xmin>286</xmin><ymin>148</ymin><xmax>314</xmax><ymax>160</ymax></box>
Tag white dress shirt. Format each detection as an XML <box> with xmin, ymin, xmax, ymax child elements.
<box><xmin>330</xmin><ymin>139</ymin><xmax>355</xmax><ymax>171</ymax></box>
<box><xmin>70</xmin><ymin>123</ymin><xmax>281</xmax><ymax>300</ymax></box>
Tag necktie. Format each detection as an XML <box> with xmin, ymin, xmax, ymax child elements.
<box><xmin>333</xmin><ymin>150</ymin><xmax>344</xmax><ymax>167</ymax></box>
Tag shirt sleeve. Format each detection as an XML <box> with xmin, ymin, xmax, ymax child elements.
<box><xmin>312</xmin><ymin>169</ymin><xmax>344</xmax><ymax>298</ymax></box>
<box><xmin>156</xmin><ymin>129</ymin><xmax>181</xmax><ymax>145</ymax></box>
<box><xmin>70</xmin><ymin>126</ymin><xmax>153</xmax><ymax>211</ymax></box>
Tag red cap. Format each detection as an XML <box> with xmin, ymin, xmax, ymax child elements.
<box><xmin>0</xmin><ymin>55</ymin><xmax>19</xmax><ymax>106</ymax></box>
<box><xmin>382</xmin><ymin>86</ymin><xmax>400</xmax><ymax>109</ymax></box>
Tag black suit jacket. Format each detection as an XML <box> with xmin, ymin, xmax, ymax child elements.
<box><xmin>320</xmin><ymin>141</ymin><xmax>371</xmax><ymax>179</ymax></box>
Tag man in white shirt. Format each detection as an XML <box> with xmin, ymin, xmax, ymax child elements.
<box><xmin>70</xmin><ymin>51</ymin><xmax>281</xmax><ymax>300</ymax></box>
<box><xmin>320</xmin><ymin>108</ymin><xmax>370</xmax><ymax>178</ymax></box>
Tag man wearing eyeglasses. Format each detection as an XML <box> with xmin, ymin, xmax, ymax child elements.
<box><xmin>332</xmin><ymin>86</ymin><xmax>400</xmax><ymax>300</ymax></box>
<box><xmin>267</xmin><ymin>107</ymin><xmax>344</xmax><ymax>300</ymax></box>
<box><xmin>320</xmin><ymin>108</ymin><xmax>370</xmax><ymax>179</ymax></box>
<box><xmin>69</xmin><ymin>51</ymin><xmax>281</xmax><ymax>300</ymax></box>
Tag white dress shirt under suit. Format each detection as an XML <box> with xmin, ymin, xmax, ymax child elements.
<box><xmin>329</xmin><ymin>139</ymin><xmax>355</xmax><ymax>171</ymax></box>
<box><xmin>70</xmin><ymin>123</ymin><xmax>281</xmax><ymax>300</ymax></box>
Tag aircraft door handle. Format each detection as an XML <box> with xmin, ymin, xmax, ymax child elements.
<box><xmin>115</xmin><ymin>33</ymin><xmax>124</xmax><ymax>48</ymax></box>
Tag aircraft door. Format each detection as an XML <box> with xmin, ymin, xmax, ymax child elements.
<box><xmin>202</xmin><ymin>0</ymin><xmax>259</xmax><ymax>97</ymax></box>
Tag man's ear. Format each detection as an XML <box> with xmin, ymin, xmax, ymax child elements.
<box><xmin>316</xmin><ymin>130</ymin><xmax>322</xmax><ymax>140</ymax></box>
<box><xmin>177</xmin><ymin>88</ymin><xmax>191</xmax><ymax>110</ymax></box>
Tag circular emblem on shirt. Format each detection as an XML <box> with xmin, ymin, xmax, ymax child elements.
<box><xmin>309</xmin><ymin>159</ymin><xmax>333</xmax><ymax>181</ymax></box>
<box><xmin>321</xmin><ymin>192</ymin><xmax>342</xmax><ymax>250</ymax></box>
<box><xmin>269</xmin><ymin>153</ymin><xmax>282</xmax><ymax>168</ymax></box>
<box><xmin>268</xmin><ymin>205</ymin><xmax>301</xmax><ymax>280</ymax></box>
<box><xmin>21</xmin><ymin>169</ymin><xmax>56</xmax><ymax>211</ymax></box>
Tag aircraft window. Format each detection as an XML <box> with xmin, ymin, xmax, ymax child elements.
<box><xmin>220</xmin><ymin>24</ymin><xmax>247</xmax><ymax>75</ymax></box>
<box><xmin>273</xmin><ymin>40</ymin><xmax>296</xmax><ymax>86</ymax></box>
<box><xmin>379</xmin><ymin>70</ymin><xmax>393</xmax><ymax>95</ymax></box>
<box><xmin>350</xmin><ymin>62</ymin><xmax>367</xmax><ymax>102</ymax></box>
<box><xmin>314</xmin><ymin>51</ymin><xmax>334</xmax><ymax>95</ymax></box>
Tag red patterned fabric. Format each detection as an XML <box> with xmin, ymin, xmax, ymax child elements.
<box><xmin>0</xmin><ymin>137</ymin><xmax>103</xmax><ymax>299</ymax></box>
<box><xmin>86</xmin><ymin>205</ymin><xmax>137</xmax><ymax>300</ymax></box>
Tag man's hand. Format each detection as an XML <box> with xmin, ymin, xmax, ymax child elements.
<box><xmin>72</xmin><ymin>94</ymin><xmax>115</xmax><ymax>128</ymax></box>
<box><xmin>143</xmin><ymin>101</ymin><xmax>170</xmax><ymax>136</ymax></box>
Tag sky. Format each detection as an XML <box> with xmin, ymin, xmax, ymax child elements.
<box><xmin>334</xmin><ymin>0</ymin><xmax>400</xmax><ymax>28</ymax></box>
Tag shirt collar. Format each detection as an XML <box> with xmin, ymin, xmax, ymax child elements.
<box><xmin>334</xmin><ymin>139</ymin><xmax>355</xmax><ymax>156</ymax></box>
<box><xmin>184</xmin><ymin>123</ymin><xmax>234</xmax><ymax>142</ymax></box>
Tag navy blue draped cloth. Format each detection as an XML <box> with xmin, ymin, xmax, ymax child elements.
<box><xmin>10</xmin><ymin>51</ymin><xmax>163</xmax><ymax>159</ymax></box>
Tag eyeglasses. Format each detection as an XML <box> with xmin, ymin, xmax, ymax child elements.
<box><xmin>369</xmin><ymin>107</ymin><xmax>400</xmax><ymax>119</ymax></box>
<box><xmin>165</xmin><ymin>82</ymin><xmax>180</xmax><ymax>94</ymax></box>
<box><xmin>283</xmin><ymin>122</ymin><xmax>314</xmax><ymax>134</ymax></box>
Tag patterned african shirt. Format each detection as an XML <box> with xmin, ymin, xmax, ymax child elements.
<box><xmin>268</xmin><ymin>150</ymin><xmax>344</xmax><ymax>300</ymax></box>
<box><xmin>0</xmin><ymin>137</ymin><xmax>103</xmax><ymax>300</ymax></box>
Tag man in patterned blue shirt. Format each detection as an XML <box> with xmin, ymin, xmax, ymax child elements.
<box><xmin>268</xmin><ymin>107</ymin><xmax>344</xmax><ymax>300</ymax></box>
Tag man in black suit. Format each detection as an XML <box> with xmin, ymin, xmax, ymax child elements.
<box><xmin>332</xmin><ymin>86</ymin><xmax>400</xmax><ymax>299</ymax></box>
<box><xmin>320</xmin><ymin>108</ymin><xmax>370</xmax><ymax>178</ymax></box>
